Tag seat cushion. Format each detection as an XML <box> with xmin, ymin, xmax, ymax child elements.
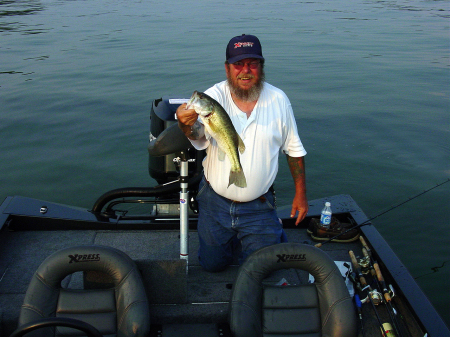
<box><xmin>56</xmin><ymin>288</ymin><xmax>117</xmax><ymax>336</ymax></box>
<box><xmin>262</xmin><ymin>284</ymin><xmax>321</xmax><ymax>336</ymax></box>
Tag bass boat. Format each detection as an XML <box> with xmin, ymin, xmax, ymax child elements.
<box><xmin>0</xmin><ymin>97</ymin><xmax>448</xmax><ymax>337</ymax></box>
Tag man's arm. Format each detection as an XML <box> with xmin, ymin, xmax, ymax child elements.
<box><xmin>176</xmin><ymin>103</ymin><xmax>205</xmax><ymax>140</ymax></box>
<box><xmin>286</xmin><ymin>155</ymin><xmax>308</xmax><ymax>225</ymax></box>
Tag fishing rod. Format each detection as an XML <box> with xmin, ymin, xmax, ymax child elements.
<box><xmin>362</xmin><ymin>247</ymin><xmax>402</xmax><ymax>336</ymax></box>
<box><xmin>349</xmin><ymin>250</ymin><xmax>387</xmax><ymax>336</ymax></box>
<box><xmin>360</xmin><ymin>237</ymin><xmax>409</xmax><ymax>337</ymax></box>
<box><xmin>315</xmin><ymin>178</ymin><xmax>450</xmax><ymax>248</ymax></box>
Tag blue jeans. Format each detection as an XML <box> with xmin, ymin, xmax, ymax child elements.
<box><xmin>196</xmin><ymin>176</ymin><xmax>286</xmax><ymax>272</ymax></box>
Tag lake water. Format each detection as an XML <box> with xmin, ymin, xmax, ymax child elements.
<box><xmin>1</xmin><ymin>0</ymin><xmax>449</xmax><ymax>326</ymax></box>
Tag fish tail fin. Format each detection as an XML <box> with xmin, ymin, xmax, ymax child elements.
<box><xmin>228</xmin><ymin>168</ymin><xmax>247</xmax><ymax>188</ymax></box>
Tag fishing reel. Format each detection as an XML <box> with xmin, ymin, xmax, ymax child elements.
<box><xmin>369</xmin><ymin>290</ymin><xmax>383</xmax><ymax>305</ymax></box>
<box><xmin>358</xmin><ymin>255</ymin><xmax>371</xmax><ymax>275</ymax></box>
<box><xmin>349</xmin><ymin>271</ymin><xmax>383</xmax><ymax>305</ymax></box>
<box><xmin>356</xmin><ymin>289</ymin><xmax>382</xmax><ymax>305</ymax></box>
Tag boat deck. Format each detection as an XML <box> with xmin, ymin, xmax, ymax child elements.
<box><xmin>0</xmin><ymin>194</ymin><xmax>445</xmax><ymax>336</ymax></box>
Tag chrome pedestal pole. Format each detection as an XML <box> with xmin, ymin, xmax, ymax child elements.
<box><xmin>179</xmin><ymin>152</ymin><xmax>189</xmax><ymax>272</ymax></box>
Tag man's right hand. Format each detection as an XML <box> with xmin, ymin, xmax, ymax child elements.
<box><xmin>176</xmin><ymin>103</ymin><xmax>204</xmax><ymax>140</ymax></box>
<box><xmin>176</xmin><ymin>103</ymin><xmax>198</xmax><ymax>127</ymax></box>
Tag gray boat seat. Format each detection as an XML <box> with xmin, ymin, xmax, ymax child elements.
<box><xmin>229</xmin><ymin>243</ymin><xmax>357</xmax><ymax>337</ymax></box>
<box><xmin>17</xmin><ymin>245</ymin><xmax>150</xmax><ymax>337</ymax></box>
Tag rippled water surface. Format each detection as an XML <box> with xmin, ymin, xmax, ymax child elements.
<box><xmin>1</xmin><ymin>0</ymin><xmax>449</xmax><ymax>325</ymax></box>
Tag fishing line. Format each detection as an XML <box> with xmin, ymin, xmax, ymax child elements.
<box><xmin>315</xmin><ymin>178</ymin><xmax>450</xmax><ymax>248</ymax></box>
<box><xmin>414</xmin><ymin>260</ymin><xmax>449</xmax><ymax>280</ymax></box>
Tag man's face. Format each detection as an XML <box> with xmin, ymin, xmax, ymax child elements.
<box><xmin>225</xmin><ymin>58</ymin><xmax>265</xmax><ymax>102</ymax></box>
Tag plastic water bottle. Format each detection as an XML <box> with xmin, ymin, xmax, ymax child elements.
<box><xmin>320</xmin><ymin>202</ymin><xmax>332</xmax><ymax>228</ymax></box>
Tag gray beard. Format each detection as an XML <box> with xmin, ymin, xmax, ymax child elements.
<box><xmin>227</xmin><ymin>72</ymin><xmax>265</xmax><ymax>103</ymax></box>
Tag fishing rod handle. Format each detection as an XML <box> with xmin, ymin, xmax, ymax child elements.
<box><xmin>374</xmin><ymin>262</ymin><xmax>392</xmax><ymax>302</ymax></box>
<box><xmin>362</xmin><ymin>247</ymin><xmax>369</xmax><ymax>258</ymax></box>
<box><xmin>373</xmin><ymin>261</ymin><xmax>385</xmax><ymax>282</ymax></box>
<box><xmin>360</xmin><ymin>236</ymin><xmax>371</xmax><ymax>253</ymax></box>
<box><xmin>349</xmin><ymin>250</ymin><xmax>359</xmax><ymax>269</ymax></box>
<box><xmin>349</xmin><ymin>250</ymin><xmax>368</xmax><ymax>287</ymax></box>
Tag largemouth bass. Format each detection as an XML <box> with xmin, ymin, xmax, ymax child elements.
<box><xmin>186</xmin><ymin>91</ymin><xmax>247</xmax><ymax>188</ymax></box>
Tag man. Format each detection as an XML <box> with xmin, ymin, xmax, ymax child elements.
<box><xmin>176</xmin><ymin>34</ymin><xmax>307</xmax><ymax>272</ymax></box>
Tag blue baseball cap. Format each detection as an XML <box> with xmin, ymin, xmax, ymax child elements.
<box><xmin>226</xmin><ymin>34</ymin><xmax>264</xmax><ymax>64</ymax></box>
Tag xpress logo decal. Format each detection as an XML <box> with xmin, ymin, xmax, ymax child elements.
<box><xmin>68</xmin><ymin>253</ymin><xmax>101</xmax><ymax>263</ymax></box>
<box><xmin>276</xmin><ymin>254</ymin><xmax>306</xmax><ymax>263</ymax></box>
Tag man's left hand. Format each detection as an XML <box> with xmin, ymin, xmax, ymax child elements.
<box><xmin>290</xmin><ymin>193</ymin><xmax>308</xmax><ymax>225</ymax></box>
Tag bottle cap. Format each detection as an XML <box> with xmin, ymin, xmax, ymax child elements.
<box><xmin>325</xmin><ymin>202</ymin><xmax>331</xmax><ymax>206</ymax></box>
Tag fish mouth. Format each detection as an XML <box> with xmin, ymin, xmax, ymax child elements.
<box><xmin>186</xmin><ymin>91</ymin><xmax>199</xmax><ymax>109</ymax></box>
<box><xmin>200</xmin><ymin>112</ymin><xmax>212</xmax><ymax>118</ymax></box>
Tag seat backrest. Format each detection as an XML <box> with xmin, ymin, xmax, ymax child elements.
<box><xmin>18</xmin><ymin>245</ymin><xmax>150</xmax><ymax>337</ymax></box>
<box><xmin>229</xmin><ymin>243</ymin><xmax>357</xmax><ymax>337</ymax></box>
